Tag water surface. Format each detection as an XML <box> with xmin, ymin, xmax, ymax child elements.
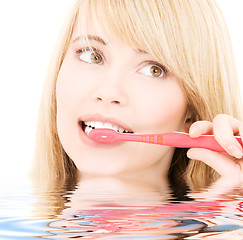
<box><xmin>1</xmin><ymin>176</ymin><xmax>243</xmax><ymax>239</ymax></box>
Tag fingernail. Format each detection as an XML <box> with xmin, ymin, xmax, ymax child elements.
<box><xmin>227</xmin><ymin>145</ymin><xmax>243</xmax><ymax>159</ymax></box>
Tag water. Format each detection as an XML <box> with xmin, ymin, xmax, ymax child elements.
<box><xmin>1</xmin><ymin>176</ymin><xmax>243</xmax><ymax>239</ymax></box>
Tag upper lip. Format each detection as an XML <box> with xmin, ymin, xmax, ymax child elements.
<box><xmin>78</xmin><ymin>114</ymin><xmax>134</xmax><ymax>132</ymax></box>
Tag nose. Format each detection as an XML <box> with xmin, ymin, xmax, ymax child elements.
<box><xmin>92</xmin><ymin>72</ymin><xmax>128</xmax><ymax>106</ymax></box>
<box><xmin>96</xmin><ymin>96</ymin><xmax>121</xmax><ymax>105</ymax></box>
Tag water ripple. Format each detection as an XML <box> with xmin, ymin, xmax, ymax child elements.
<box><xmin>0</xmin><ymin>217</ymin><xmax>52</xmax><ymax>239</ymax></box>
<box><xmin>2</xmin><ymin>179</ymin><xmax>243</xmax><ymax>239</ymax></box>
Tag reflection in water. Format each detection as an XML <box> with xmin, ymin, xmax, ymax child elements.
<box><xmin>48</xmin><ymin>208</ymin><xmax>207</xmax><ymax>239</ymax></box>
<box><xmin>1</xmin><ymin>177</ymin><xmax>243</xmax><ymax>239</ymax></box>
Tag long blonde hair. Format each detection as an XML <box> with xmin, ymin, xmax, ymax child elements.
<box><xmin>33</xmin><ymin>0</ymin><xmax>243</xmax><ymax>188</ymax></box>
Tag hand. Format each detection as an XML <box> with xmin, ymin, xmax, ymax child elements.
<box><xmin>187</xmin><ymin>114</ymin><xmax>243</xmax><ymax>183</ymax></box>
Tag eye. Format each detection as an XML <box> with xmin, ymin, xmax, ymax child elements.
<box><xmin>77</xmin><ymin>48</ymin><xmax>103</xmax><ymax>64</ymax></box>
<box><xmin>139</xmin><ymin>63</ymin><xmax>166</xmax><ymax>78</ymax></box>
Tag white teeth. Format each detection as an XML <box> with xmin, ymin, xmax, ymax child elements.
<box><xmin>104</xmin><ymin>122</ymin><xmax>113</xmax><ymax>129</ymax></box>
<box><xmin>86</xmin><ymin>121</ymin><xmax>91</xmax><ymax>127</ymax></box>
<box><xmin>90</xmin><ymin>121</ymin><xmax>95</xmax><ymax>128</ymax></box>
<box><xmin>118</xmin><ymin>127</ymin><xmax>124</xmax><ymax>133</ymax></box>
<box><xmin>111</xmin><ymin>124</ymin><xmax>119</xmax><ymax>132</ymax></box>
<box><xmin>85</xmin><ymin>126</ymin><xmax>92</xmax><ymax>135</ymax></box>
<box><xmin>83</xmin><ymin>121</ymin><xmax>127</xmax><ymax>133</ymax></box>
<box><xmin>95</xmin><ymin>121</ymin><xmax>104</xmax><ymax>129</ymax></box>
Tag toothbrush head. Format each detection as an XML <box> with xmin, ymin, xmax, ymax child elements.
<box><xmin>88</xmin><ymin>128</ymin><xmax>119</xmax><ymax>143</ymax></box>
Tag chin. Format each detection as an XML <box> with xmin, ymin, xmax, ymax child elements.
<box><xmin>74</xmin><ymin>159</ymin><xmax>129</xmax><ymax>177</ymax></box>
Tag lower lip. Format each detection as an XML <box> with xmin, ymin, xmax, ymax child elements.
<box><xmin>78</xmin><ymin>123</ymin><xmax>123</xmax><ymax>148</ymax></box>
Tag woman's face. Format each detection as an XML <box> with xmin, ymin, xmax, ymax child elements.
<box><xmin>56</xmin><ymin>17</ymin><xmax>188</xmax><ymax>178</ymax></box>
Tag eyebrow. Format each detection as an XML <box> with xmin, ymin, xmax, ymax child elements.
<box><xmin>136</xmin><ymin>48</ymin><xmax>148</xmax><ymax>55</ymax></box>
<box><xmin>72</xmin><ymin>35</ymin><xmax>107</xmax><ymax>45</ymax></box>
<box><xmin>72</xmin><ymin>34</ymin><xmax>148</xmax><ymax>55</ymax></box>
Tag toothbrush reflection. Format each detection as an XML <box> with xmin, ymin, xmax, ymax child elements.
<box><xmin>33</xmin><ymin>176</ymin><xmax>243</xmax><ymax>239</ymax></box>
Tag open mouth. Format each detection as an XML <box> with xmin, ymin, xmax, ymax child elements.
<box><xmin>80</xmin><ymin>121</ymin><xmax>134</xmax><ymax>135</ymax></box>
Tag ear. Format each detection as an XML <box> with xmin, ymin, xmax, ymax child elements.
<box><xmin>183</xmin><ymin>118</ymin><xmax>193</xmax><ymax>133</ymax></box>
<box><xmin>181</xmin><ymin>110</ymin><xmax>193</xmax><ymax>133</ymax></box>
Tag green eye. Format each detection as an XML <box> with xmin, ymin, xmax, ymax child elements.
<box><xmin>139</xmin><ymin>64</ymin><xmax>165</xmax><ymax>78</ymax></box>
<box><xmin>78</xmin><ymin>49</ymin><xmax>103</xmax><ymax>64</ymax></box>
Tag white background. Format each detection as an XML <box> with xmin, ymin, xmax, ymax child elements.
<box><xmin>0</xmin><ymin>1</ymin><xmax>242</xmax><ymax>178</ymax></box>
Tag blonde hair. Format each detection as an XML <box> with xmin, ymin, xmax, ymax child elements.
<box><xmin>33</xmin><ymin>0</ymin><xmax>243</xmax><ymax>188</ymax></box>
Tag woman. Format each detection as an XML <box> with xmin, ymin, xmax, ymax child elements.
<box><xmin>33</xmin><ymin>0</ymin><xmax>243</xmax><ymax>191</ymax></box>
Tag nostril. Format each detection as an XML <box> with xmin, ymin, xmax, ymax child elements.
<box><xmin>96</xmin><ymin>96</ymin><xmax>120</xmax><ymax>104</ymax></box>
<box><xmin>111</xmin><ymin>100</ymin><xmax>120</xmax><ymax>104</ymax></box>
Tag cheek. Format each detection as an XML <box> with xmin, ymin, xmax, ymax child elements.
<box><xmin>55</xmin><ymin>73</ymin><xmax>74</xmax><ymax>152</ymax></box>
<box><xmin>55</xmin><ymin>62</ymin><xmax>85</xmax><ymax>148</ymax></box>
<box><xmin>56</xmin><ymin>74</ymin><xmax>75</xmax><ymax>132</ymax></box>
<box><xmin>133</xmin><ymin>80</ymin><xmax>187</xmax><ymax>132</ymax></box>
<box><xmin>56</xmin><ymin>63</ymin><xmax>83</xmax><ymax>109</ymax></box>
<box><xmin>55</xmin><ymin>54</ymin><xmax>99</xmax><ymax>111</ymax></box>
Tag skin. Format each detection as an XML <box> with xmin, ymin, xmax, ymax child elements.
<box><xmin>188</xmin><ymin>115</ymin><xmax>243</xmax><ymax>183</ymax></box>
<box><xmin>55</xmin><ymin>16</ymin><xmax>188</xmax><ymax>184</ymax></box>
<box><xmin>56</xmin><ymin>15</ymin><xmax>243</xmax><ymax>186</ymax></box>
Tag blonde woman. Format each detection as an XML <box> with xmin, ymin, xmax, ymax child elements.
<box><xmin>33</xmin><ymin>0</ymin><xmax>243</xmax><ymax>192</ymax></box>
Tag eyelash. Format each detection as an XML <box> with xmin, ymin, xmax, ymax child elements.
<box><xmin>139</xmin><ymin>61</ymin><xmax>168</xmax><ymax>78</ymax></box>
<box><xmin>76</xmin><ymin>47</ymin><xmax>104</xmax><ymax>64</ymax></box>
<box><xmin>76</xmin><ymin>47</ymin><xmax>99</xmax><ymax>54</ymax></box>
<box><xmin>75</xmin><ymin>47</ymin><xmax>168</xmax><ymax>78</ymax></box>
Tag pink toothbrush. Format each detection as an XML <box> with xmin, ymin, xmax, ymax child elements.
<box><xmin>88</xmin><ymin>128</ymin><xmax>243</xmax><ymax>152</ymax></box>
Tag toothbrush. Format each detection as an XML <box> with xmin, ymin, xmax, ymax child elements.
<box><xmin>88</xmin><ymin>128</ymin><xmax>243</xmax><ymax>152</ymax></box>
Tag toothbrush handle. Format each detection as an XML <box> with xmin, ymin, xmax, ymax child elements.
<box><xmin>162</xmin><ymin>132</ymin><xmax>225</xmax><ymax>151</ymax></box>
<box><xmin>141</xmin><ymin>132</ymin><xmax>243</xmax><ymax>152</ymax></box>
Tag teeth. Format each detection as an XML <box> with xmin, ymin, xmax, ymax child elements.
<box><xmin>104</xmin><ymin>122</ymin><xmax>113</xmax><ymax>129</ymax></box>
<box><xmin>85</xmin><ymin>121</ymin><xmax>91</xmax><ymax>127</ymax></box>
<box><xmin>95</xmin><ymin>121</ymin><xmax>104</xmax><ymax>129</ymax></box>
<box><xmin>111</xmin><ymin>125</ymin><xmax>119</xmax><ymax>132</ymax></box>
<box><xmin>84</xmin><ymin>126</ymin><xmax>92</xmax><ymax>135</ymax></box>
<box><xmin>90</xmin><ymin>121</ymin><xmax>95</xmax><ymax>128</ymax></box>
<box><xmin>118</xmin><ymin>127</ymin><xmax>124</xmax><ymax>133</ymax></box>
<box><xmin>83</xmin><ymin>121</ymin><xmax>129</xmax><ymax>133</ymax></box>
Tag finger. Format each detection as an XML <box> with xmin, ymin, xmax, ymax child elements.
<box><xmin>239</xmin><ymin>123</ymin><xmax>243</xmax><ymax>139</ymax></box>
<box><xmin>213</xmin><ymin>114</ymin><xmax>243</xmax><ymax>159</ymax></box>
<box><xmin>187</xmin><ymin>148</ymin><xmax>242</xmax><ymax>179</ymax></box>
<box><xmin>189</xmin><ymin>121</ymin><xmax>214</xmax><ymax>138</ymax></box>
<box><xmin>213</xmin><ymin>114</ymin><xmax>242</xmax><ymax>135</ymax></box>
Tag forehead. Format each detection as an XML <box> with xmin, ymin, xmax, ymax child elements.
<box><xmin>72</xmin><ymin>15</ymin><xmax>108</xmax><ymax>42</ymax></box>
<box><xmin>74</xmin><ymin>1</ymin><xmax>158</xmax><ymax>53</ymax></box>
<box><xmin>72</xmin><ymin>12</ymin><xmax>136</xmax><ymax>50</ymax></box>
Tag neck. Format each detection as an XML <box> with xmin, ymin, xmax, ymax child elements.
<box><xmin>79</xmin><ymin>148</ymin><xmax>174</xmax><ymax>193</ymax></box>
